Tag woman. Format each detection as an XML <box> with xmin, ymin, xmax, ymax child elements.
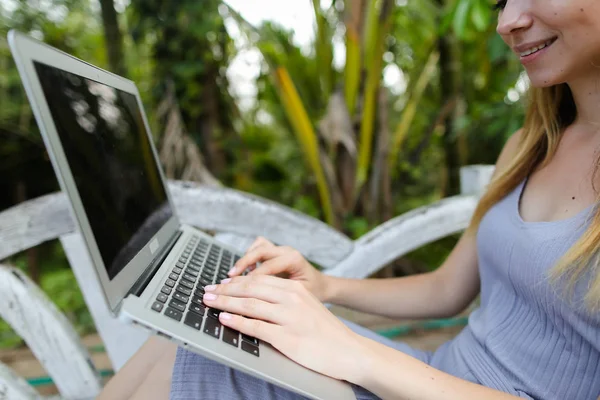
<box><xmin>99</xmin><ymin>0</ymin><xmax>600</xmax><ymax>398</ymax></box>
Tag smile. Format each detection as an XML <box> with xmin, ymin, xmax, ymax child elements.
<box><xmin>519</xmin><ymin>39</ymin><xmax>556</xmax><ymax>57</ymax></box>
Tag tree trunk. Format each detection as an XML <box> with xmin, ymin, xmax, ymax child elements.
<box><xmin>437</xmin><ymin>33</ymin><xmax>462</xmax><ymax>197</ymax></box>
<box><xmin>198</xmin><ymin>66</ymin><xmax>227</xmax><ymax>176</ymax></box>
<box><xmin>368</xmin><ymin>87</ymin><xmax>391</xmax><ymax>223</ymax></box>
<box><xmin>99</xmin><ymin>0</ymin><xmax>126</xmax><ymax>76</ymax></box>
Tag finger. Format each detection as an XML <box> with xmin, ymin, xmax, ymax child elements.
<box><xmin>202</xmin><ymin>293</ymin><xmax>286</xmax><ymax>324</ymax></box>
<box><xmin>214</xmin><ymin>274</ymin><xmax>298</xmax><ymax>294</ymax></box>
<box><xmin>248</xmin><ymin>253</ymin><xmax>293</xmax><ymax>277</ymax></box>
<box><xmin>229</xmin><ymin>246</ymin><xmax>285</xmax><ymax>277</ymax></box>
<box><xmin>229</xmin><ymin>241</ymin><xmax>270</xmax><ymax>277</ymax></box>
<box><xmin>218</xmin><ymin>312</ymin><xmax>281</xmax><ymax>345</ymax></box>
<box><xmin>205</xmin><ymin>277</ymin><xmax>286</xmax><ymax>303</ymax></box>
<box><xmin>245</xmin><ymin>236</ymin><xmax>274</xmax><ymax>254</ymax></box>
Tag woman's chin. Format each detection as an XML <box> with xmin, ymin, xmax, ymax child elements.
<box><xmin>526</xmin><ymin>72</ymin><xmax>565</xmax><ymax>88</ymax></box>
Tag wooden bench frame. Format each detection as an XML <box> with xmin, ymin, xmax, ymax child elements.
<box><xmin>0</xmin><ymin>165</ymin><xmax>493</xmax><ymax>399</ymax></box>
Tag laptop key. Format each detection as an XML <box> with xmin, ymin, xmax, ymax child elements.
<box><xmin>172</xmin><ymin>267</ymin><xmax>183</xmax><ymax>274</ymax></box>
<box><xmin>204</xmin><ymin>266</ymin><xmax>216</xmax><ymax>274</ymax></box>
<box><xmin>222</xmin><ymin>327</ymin><xmax>240</xmax><ymax>347</ymax></box>
<box><xmin>169</xmin><ymin>272</ymin><xmax>179</xmax><ymax>280</ymax></box>
<box><xmin>182</xmin><ymin>272</ymin><xmax>197</xmax><ymax>282</ymax></box>
<box><xmin>199</xmin><ymin>276</ymin><xmax>213</xmax><ymax>286</ymax></box>
<box><xmin>242</xmin><ymin>334</ymin><xmax>259</xmax><ymax>346</ymax></box>
<box><xmin>208</xmin><ymin>308</ymin><xmax>221</xmax><ymax>319</ymax></box>
<box><xmin>191</xmin><ymin>295</ymin><xmax>205</xmax><ymax>306</ymax></box>
<box><xmin>151</xmin><ymin>301</ymin><xmax>164</xmax><ymax>312</ymax></box>
<box><xmin>173</xmin><ymin>291</ymin><xmax>189</xmax><ymax>303</ymax></box>
<box><xmin>176</xmin><ymin>262</ymin><xmax>185</xmax><ymax>268</ymax></box>
<box><xmin>185</xmin><ymin>268</ymin><xmax>199</xmax><ymax>277</ymax></box>
<box><xmin>184</xmin><ymin>311</ymin><xmax>203</xmax><ymax>330</ymax></box>
<box><xmin>179</xmin><ymin>280</ymin><xmax>194</xmax><ymax>290</ymax></box>
<box><xmin>161</xmin><ymin>286</ymin><xmax>172</xmax><ymax>295</ymax></box>
<box><xmin>164</xmin><ymin>307</ymin><xmax>183</xmax><ymax>321</ymax></box>
<box><xmin>176</xmin><ymin>285</ymin><xmax>192</xmax><ymax>296</ymax></box>
<box><xmin>165</xmin><ymin>279</ymin><xmax>176</xmax><ymax>288</ymax></box>
<box><xmin>203</xmin><ymin>314</ymin><xmax>222</xmax><ymax>338</ymax></box>
<box><xmin>156</xmin><ymin>293</ymin><xmax>168</xmax><ymax>303</ymax></box>
<box><xmin>169</xmin><ymin>299</ymin><xmax>186</xmax><ymax>312</ymax></box>
<box><xmin>187</xmin><ymin>265</ymin><xmax>201</xmax><ymax>274</ymax></box>
<box><xmin>241</xmin><ymin>341</ymin><xmax>259</xmax><ymax>357</ymax></box>
<box><xmin>188</xmin><ymin>303</ymin><xmax>206</xmax><ymax>316</ymax></box>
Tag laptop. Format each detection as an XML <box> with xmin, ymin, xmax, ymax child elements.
<box><xmin>8</xmin><ymin>30</ymin><xmax>355</xmax><ymax>400</ymax></box>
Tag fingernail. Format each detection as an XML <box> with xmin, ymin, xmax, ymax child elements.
<box><xmin>220</xmin><ymin>312</ymin><xmax>232</xmax><ymax>320</ymax></box>
<box><xmin>203</xmin><ymin>293</ymin><xmax>217</xmax><ymax>301</ymax></box>
<box><xmin>228</xmin><ymin>267</ymin><xmax>236</xmax><ymax>275</ymax></box>
<box><xmin>221</xmin><ymin>278</ymin><xmax>231</xmax><ymax>283</ymax></box>
<box><xmin>204</xmin><ymin>284</ymin><xmax>217</xmax><ymax>291</ymax></box>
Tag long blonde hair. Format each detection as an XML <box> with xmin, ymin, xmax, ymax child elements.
<box><xmin>467</xmin><ymin>83</ymin><xmax>600</xmax><ymax>312</ymax></box>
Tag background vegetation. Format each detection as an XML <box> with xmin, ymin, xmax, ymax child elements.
<box><xmin>0</xmin><ymin>0</ymin><xmax>525</xmax><ymax>348</ymax></box>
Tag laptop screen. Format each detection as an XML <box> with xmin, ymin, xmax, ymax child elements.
<box><xmin>34</xmin><ymin>61</ymin><xmax>173</xmax><ymax>280</ymax></box>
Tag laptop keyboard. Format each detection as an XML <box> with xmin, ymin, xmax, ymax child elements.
<box><xmin>151</xmin><ymin>235</ymin><xmax>260</xmax><ymax>357</ymax></box>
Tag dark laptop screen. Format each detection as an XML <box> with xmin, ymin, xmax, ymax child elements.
<box><xmin>34</xmin><ymin>61</ymin><xmax>173</xmax><ymax>280</ymax></box>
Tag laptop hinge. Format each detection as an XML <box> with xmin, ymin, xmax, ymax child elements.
<box><xmin>128</xmin><ymin>230</ymin><xmax>183</xmax><ymax>297</ymax></box>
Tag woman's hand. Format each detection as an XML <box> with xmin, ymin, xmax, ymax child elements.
<box><xmin>228</xmin><ymin>237</ymin><xmax>331</xmax><ymax>302</ymax></box>
<box><xmin>202</xmin><ymin>275</ymin><xmax>366</xmax><ymax>383</ymax></box>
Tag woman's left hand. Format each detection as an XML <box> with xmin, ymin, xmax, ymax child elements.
<box><xmin>202</xmin><ymin>275</ymin><xmax>366</xmax><ymax>382</ymax></box>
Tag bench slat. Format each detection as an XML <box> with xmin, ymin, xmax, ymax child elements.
<box><xmin>60</xmin><ymin>234</ymin><xmax>150</xmax><ymax>372</ymax></box>
<box><xmin>169</xmin><ymin>181</ymin><xmax>353</xmax><ymax>267</ymax></box>
<box><xmin>0</xmin><ymin>181</ymin><xmax>354</xmax><ymax>268</ymax></box>
<box><xmin>325</xmin><ymin>195</ymin><xmax>479</xmax><ymax>278</ymax></box>
<box><xmin>0</xmin><ymin>266</ymin><xmax>102</xmax><ymax>399</ymax></box>
<box><xmin>0</xmin><ymin>362</ymin><xmax>38</xmax><ymax>400</ymax></box>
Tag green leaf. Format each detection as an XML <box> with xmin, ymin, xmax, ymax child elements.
<box><xmin>453</xmin><ymin>0</ymin><xmax>472</xmax><ymax>39</ymax></box>
<box><xmin>471</xmin><ymin>0</ymin><xmax>491</xmax><ymax>32</ymax></box>
<box><xmin>487</xmin><ymin>33</ymin><xmax>508</xmax><ymax>63</ymax></box>
<box><xmin>273</xmin><ymin>67</ymin><xmax>336</xmax><ymax>225</ymax></box>
<box><xmin>439</xmin><ymin>6</ymin><xmax>456</xmax><ymax>36</ymax></box>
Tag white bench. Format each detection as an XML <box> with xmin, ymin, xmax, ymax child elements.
<box><xmin>0</xmin><ymin>165</ymin><xmax>493</xmax><ymax>399</ymax></box>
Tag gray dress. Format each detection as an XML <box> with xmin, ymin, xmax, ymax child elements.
<box><xmin>170</xmin><ymin>179</ymin><xmax>600</xmax><ymax>399</ymax></box>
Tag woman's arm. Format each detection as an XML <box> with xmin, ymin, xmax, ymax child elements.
<box><xmin>205</xmin><ymin>274</ymin><xmax>521</xmax><ymax>400</ymax></box>
<box><xmin>323</xmin><ymin>232</ymin><xmax>480</xmax><ymax>319</ymax></box>
<box><xmin>234</xmin><ymin>129</ymin><xmax>523</xmax><ymax>320</ymax></box>
<box><xmin>351</xmin><ymin>334</ymin><xmax>518</xmax><ymax>400</ymax></box>
<box><xmin>321</xmin><ymin>128</ymin><xmax>524</xmax><ymax>320</ymax></box>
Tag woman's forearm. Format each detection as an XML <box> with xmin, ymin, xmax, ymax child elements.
<box><xmin>322</xmin><ymin>272</ymin><xmax>459</xmax><ymax>319</ymax></box>
<box><xmin>322</xmin><ymin>233</ymin><xmax>481</xmax><ymax>320</ymax></box>
<box><xmin>348</xmin><ymin>335</ymin><xmax>519</xmax><ymax>400</ymax></box>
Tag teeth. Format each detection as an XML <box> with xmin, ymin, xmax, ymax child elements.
<box><xmin>520</xmin><ymin>40</ymin><xmax>554</xmax><ymax>57</ymax></box>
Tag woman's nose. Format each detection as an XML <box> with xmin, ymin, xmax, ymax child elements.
<box><xmin>496</xmin><ymin>0</ymin><xmax>534</xmax><ymax>36</ymax></box>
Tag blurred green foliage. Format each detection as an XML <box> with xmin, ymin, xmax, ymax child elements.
<box><xmin>0</xmin><ymin>0</ymin><xmax>526</xmax><ymax>349</ymax></box>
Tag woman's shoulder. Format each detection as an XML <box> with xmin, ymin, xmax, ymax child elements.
<box><xmin>494</xmin><ymin>128</ymin><xmax>524</xmax><ymax>174</ymax></box>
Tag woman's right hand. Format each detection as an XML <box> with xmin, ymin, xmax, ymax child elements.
<box><xmin>227</xmin><ymin>237</ymin><xmax>331</xmax><ymax>302</ymax></box>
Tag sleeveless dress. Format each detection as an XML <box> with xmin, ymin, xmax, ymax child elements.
<box><xmin>170</xmin><ymin>179</ymin><xmax>600</xmax><ymax>399</ymax></box>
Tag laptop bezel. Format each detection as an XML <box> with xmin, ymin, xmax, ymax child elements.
<box><xmin>8</xmin><ymin>30</ymin><xmax>181</xmax><ymax>313</ymax></box>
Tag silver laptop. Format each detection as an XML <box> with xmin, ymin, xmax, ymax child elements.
<box><xmin>8</xmin><ymin>30</ymin><xmax>354</xmax><ymax>400</ymax></box>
